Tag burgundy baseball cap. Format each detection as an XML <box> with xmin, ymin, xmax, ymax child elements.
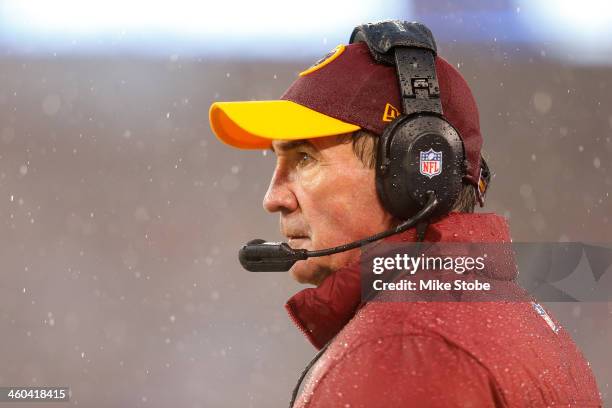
<box><xmin>209</xmin><ymin>41</ymin><xmax>483</xmax><ymax>187</ymax></box>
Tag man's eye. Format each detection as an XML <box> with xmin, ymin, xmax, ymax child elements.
<box><xmin>297</xmin><ymin>152</ymin><xmax>314</xmax><ymax>166</ymax></box>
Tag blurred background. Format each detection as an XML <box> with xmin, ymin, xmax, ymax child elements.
<box><xmin>0</xmin><ymin>0</ymin><xmax>610</xmax><ymax>406</ymax></box>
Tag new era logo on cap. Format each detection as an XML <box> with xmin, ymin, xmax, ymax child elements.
<box><xmin>382</xmin><ymin>103</ymin><xmax>400</xmax><ymax>122</ymax></box>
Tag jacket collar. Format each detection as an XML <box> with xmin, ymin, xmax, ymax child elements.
<box><xmin>284</xmin><ymin>212</ymin><xmax>512</xmax><ymax>349</ymax></box>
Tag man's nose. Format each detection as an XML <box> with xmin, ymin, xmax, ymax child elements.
<box><xmin>263</xmin><ymin>167</ymin><xmax>298</xmax><ymax>213</ymax></box>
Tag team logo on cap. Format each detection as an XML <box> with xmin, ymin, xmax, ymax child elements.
<box><xmin>299</xmin><ymin>44</ymin><xmax>346</xmax><ymax>77</ymax></box>
<box><xmin>420</xmin><ymin>149</ymin><xmax>442</xmax><ymax>178</ymax></box>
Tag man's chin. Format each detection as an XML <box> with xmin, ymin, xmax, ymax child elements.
<box><xmin>289</xmin><ymin>260</ymin><xmax>332</xmax><ymax>287</ymax></box>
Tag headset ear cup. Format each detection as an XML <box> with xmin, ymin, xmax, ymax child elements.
<box><xmin>376</xmin><ymin>114</ymin><xmax>465</xmax><ymax>220</ymax></box>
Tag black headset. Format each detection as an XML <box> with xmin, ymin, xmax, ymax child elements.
<box><xmin>350</xmin><ymin>20</ymin><xmax>468</xmax><ymax>221</ymax></box>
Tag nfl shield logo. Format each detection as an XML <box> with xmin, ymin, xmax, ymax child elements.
<box><xmin>420</xmin><ymin>149</ymin><xmax>442</xmax><ymax>178</ymax></box>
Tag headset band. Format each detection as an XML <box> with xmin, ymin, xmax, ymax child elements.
<box><xmin>393</xmin><ymin>47</ymin><xmax>442</xmax><ymax>116</ymax></box>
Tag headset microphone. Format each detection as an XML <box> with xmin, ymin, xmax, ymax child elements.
<box><xmin>238</xmin><ymin>240</ymin><xmax>308</xmax><ymax>272</ymax></box>
<box><xmin>239</xmin><ymin>192</ymin><xmax>439</xmax><ymax>272</ymax></box>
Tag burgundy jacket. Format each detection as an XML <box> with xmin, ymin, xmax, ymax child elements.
<box><xmin>286</xmin><ymin>212</ymin><xmax>601</xmax><ymax>407</ymax></box>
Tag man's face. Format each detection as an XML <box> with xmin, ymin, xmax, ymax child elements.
<box><xmin>264</xmin><ymin>135</ymin><xmax>395</xmax><ymax>286</ymax></box>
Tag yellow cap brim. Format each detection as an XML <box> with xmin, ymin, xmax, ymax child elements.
<box><xmin>209</xmin><ymin>100</ymin><xmax>360</xmax><ymax>149</ymax></box>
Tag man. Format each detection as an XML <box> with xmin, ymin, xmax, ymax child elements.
<box><xmin>209</xmin><ymin>21</ymin><xmax>601</xmax><ymax>407</ymax></box>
